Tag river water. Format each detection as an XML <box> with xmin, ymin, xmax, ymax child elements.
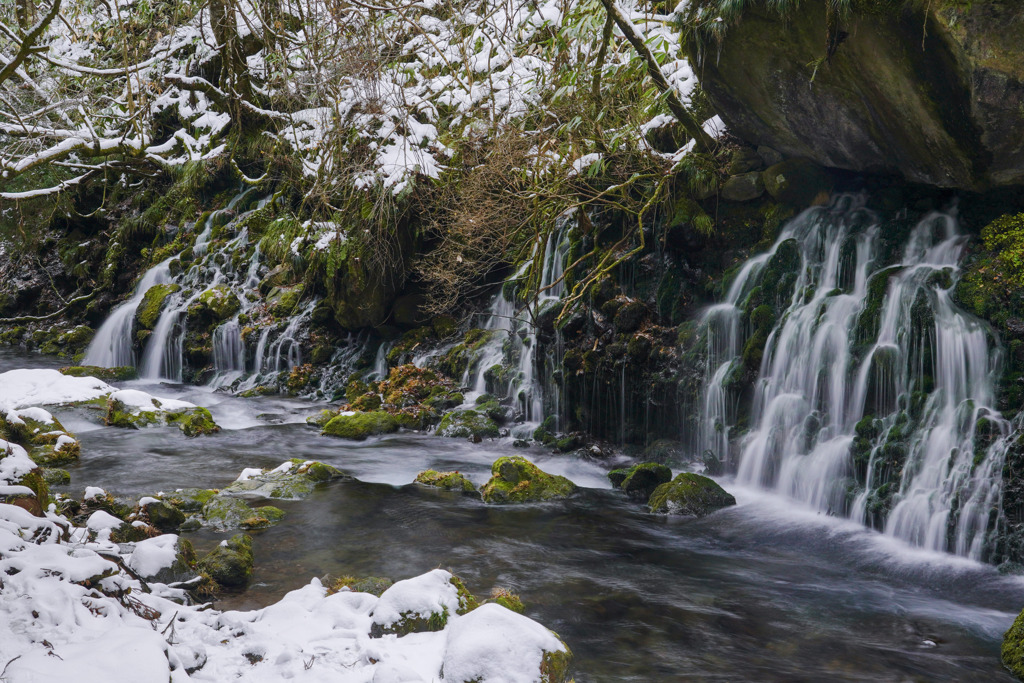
<box><xmin>3</xmin><ymin>347</ymin><xmax>1022</xmax><ymax>681</ymax></box>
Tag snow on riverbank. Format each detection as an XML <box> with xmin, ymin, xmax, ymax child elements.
<box><xmin>0</xmin><ymin>501</ymin><xmax>570</xmax><ymax>682</ymax></box>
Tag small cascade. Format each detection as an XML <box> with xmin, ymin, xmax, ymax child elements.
<box><xmin>465</xmin><ymin>220</ymin><xmax>572</xmax><ymax>423</ymax></box>
<box><xmin>86</xmin><ymin>187</ymin><xmax>323</xmax><ymax>393</ymax></box>
<box><xmin>693</xmin><ymin>197</ymin><xmax>1012</xmax><ymax>561</ymax></box>
<box><xmin>82</xmin><ymin>260</ymin><xmax>171</xmax><ymax>367</ymax></box>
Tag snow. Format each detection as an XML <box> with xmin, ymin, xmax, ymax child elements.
<box><xmin>234</xmin><ymin>467</ymin><xmax>264</xmax><ymax>482</ymax></box>
<box><xmin>128</xmin><ymin>534</ymin><xmax>181</xmax><ymax>579</ymax></box>
<box><xmin>442</xmin><ymin>603</ymin><xmax>569</xmax><ymax>683</ymax></box>
<box><xmin>108</xmin><ymin>389</ymin><xmax>197</xmax><ymax>414</ymax></box>
<box><xmin>0</xmin><ymin>500</ymin><xmax>569</xmax><ymax>683</ymax></box>
<box><xmin>0</xmin><ymin>369</ymin><xmax>112</xmax><ymax>411</ymax></box>
<box><xmin>55</xmin><ymin>434</ymin><xmax>77</xmax><ymax>451</ymax></box>
<box><xmin>85</xmin><ymin>486</ymin><xmax>107</xmax><ymax>500</ymax></box>
<box><xmin>370</xmin><ymin>569</ymin><xmax>462</xmax><ymax>631</ymax></box>
<box><xmin>87</xmin><ymin>510</ymin><xmax>125</xmax><ymax>531</ymax></box>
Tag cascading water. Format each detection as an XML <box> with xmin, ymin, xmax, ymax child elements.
<box><xmin>695</xmin><ymin>196</ymin><xmax>1011</xmax><ymax>560</ymax></box>
<box><xmin>463</xmin><ymin>221</ymin><xmax>572</xmax><ymax>423</ymax></box>
<box><xmin>82</xmin><ymin>260</ymin><xmax>172</xmax><ymax>367</ymax></box>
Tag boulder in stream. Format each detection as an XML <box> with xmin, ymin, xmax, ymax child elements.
<box><xmin>198</xmin><ymin>533</ymin><xmax>254</xmax><ymax>587</ymax></box>
<box><xmin>609</xmin><ymin>463</ymin><xmax>673</xmax><ymax>501</ymax></box>
<box><xmin>436</xmin><ymin>410</ymin><xmax>499</xmax><ymax>440</ymax></box>
<box><xmin>221</xmin><ymin>459</ymin><xmax>349</xmax><ymax>499</ymax></box>
<box><xmin>480</xmin><ymin>456</ymin><xmax>576</xmax><ymax>504</ymax></box>
<box><xmin>648</xmin><ymin>473</ymin><xmax>737</xmax><ymax>517</ymax></box>
<box><xmin>414</xmin><ymin>469</ymin><xmax>478</xmax><ymax>495</ymax></box>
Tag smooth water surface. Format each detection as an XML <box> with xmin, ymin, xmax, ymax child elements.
<box><xmin>3</xmin><ymin>348</ymin><xmax>1021</xmax><ymax>681</ymax></box>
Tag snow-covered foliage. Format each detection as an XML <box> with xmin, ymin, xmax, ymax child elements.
<box><xmin>0</xmin><ymin>500</ymin><xmax>569</xmax><ymax>681</ymax></box>
<box><xmin>0</xmin><ymin>0</ymin><xmax>704</xmax><ymax>199</ymax></box>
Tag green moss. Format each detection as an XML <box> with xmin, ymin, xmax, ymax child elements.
<box><xmin>135</xmin><ymin>283</ymin><xmax>181</xmax><ymax>332</ymax></box>
<box><xmin>330</xmin><ymin>576</ymin><xmax>394</xmax><ymax>597</ymax></box>
<box><xmin>414</xmin><ymin>469</ymin><xmax>478</xmax><ymax>494</ymax></box>
<box><xmin>60</xmin><ymin>365</ymin><xmax>138</xmax><ymax>381</ymax></box>
<box><xmin>167</xmin><ymin>406</ymin><xmax>220</xmax><ymax>436</ymax></box>
<box><xmin>41</xmin><ymin>468</ymin><xmax>71</xmax><ymax>487</ymax></box>
<box><xmin>163</xmin><ymin>487</ymin><xmax>218</xmax><ymax>512</ymax></box>
<box><xmin>187</xmin><ymin>285</ymin><xmax>241</xmax><ymax>327</ymax></box>
<box><xmin>221</xmin><ymin>459</ymin><xmax>347</xmax><ymax>499</ymax></box>
<box><xmin>540</xmin><ymin>643</ymin><xmax>574</xmax><ymax>683</ymax></box>
<box><xmin>1004</xmin><ymin>607</ymin><xmax>1024</xmax><ymax>679</ymax></box>
<box><xmin>648</xmin><ymin>473</ymin><xmax>737</xmax><ymax>516</ymax></box>
<box><xmin>197</xmin><ymin>533</ymin><xmax>254</xmax><ymax>588</ymax></box>
<box><xmin>436</xmin><ymin>410</ymin><xmax>499</xmax><ymax>440</ymax></box>
<box><xmin>480</xmin><ymin>456</ymin><xmax>576</xmax><ymax>504</ymax></box>
<box><xmin>322</xmin><ymin>411</ymin><xmax>401</xmax><ymax>440</ymax></box>
<box><xmin>616</xmin><ymin>462</ymin><xmax>673</xmax><ymax>501</ymax></box>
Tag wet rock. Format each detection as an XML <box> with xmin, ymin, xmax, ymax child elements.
<box><xmin>322</xmin><ymin>411</ymin><xmax>401</xmax><ymax>440</ymax></box>
<box><xmin>613</xmin><ymin>300</ymin><xmax>647</xmax><ymax>333</ymax></box>
<box><xmin>369</xmin><ymin>570</ymin><xmax>478</xmax><ymax>638</ymax></box>
<box><xmin>161</xmin><ymin>488</ymin><xmax>217</xmax><ymax>513</ymax></box>
<box><xmin>762</xmin><ymin>159</ymin><xmax>831</xmax><ymax>207</ymax></box>
<box><xmin>437</xmin><ymin>410</ymin><xmax>499</xmax><ymax>440</ymax></box>
<box><xmin>757</xmin><ymin>145</ymin><xmax>784</xmax><ymax>167</ymax></box>
<box><xmin>129</xmin><ymin>535</ymin><xmax>198</xmax><ymax>584</ymax></box>
<box><xmin>135</xmin><ymin>283</ymin><xmax>181</xmax><ymax>334</ymax></box>
<box><xmin>60</xmin><ymin>366</ymin><xmax>138</xmax><ymax>381</ymax></box>
<box><xmin>728</xmin><ymin>147</ymin><xmax>764</xmax><ymax>174</ymax></box>
<box><xmin>187</xmin><ymin>285</ymin><xmax>240</xmax><ymax>327</ymax></box>
<box><xmin>143</xmin><ymin>499</ymin><xmax>186</xmax><ymax>532</ymax></box>
<box><xmin>480</xmin><ymin>456</ymin><xmax>576</xmax><ymax>504</ymax></box>
<box><xmin>611</xmin><ymin>462</ymin><xmax>673</xmax><ymax>501</ymax></box>
<box><xmin>201</xmin><ymin>495</ymin><xmax>286</xmax><ymax>531</ymax></box>
<box><xmin>414</xmin><ymin>470</ymin><xmax>478</xmax><ymax>494</ymax></box>
<box><xmin>1004</xmin><ymin>607</ymin><xmax>1024</xmax><ymax>680</ymax></box>
<box><xmin>104</xmin><ymin>393</ymin><xmax>220</xmax><ymax>437</ymax></box>
<box><xmin>221</xmin><ymin>459</ymin><xmax>348</xmax><ymax>500</ymax></box>
<box><xmin>198</xmin><ymin>533</ymin><xmax>254</xmax><ymax>587</ymax></box>
<box><xmin>648</xmin><ymin>473</ymin><xmax>737</xmax><ymax>516</ymax></box>
<box><xmin>720</xmin><ymin>172</ymin><xmax>765</xmax><ymax>202</ymax></box>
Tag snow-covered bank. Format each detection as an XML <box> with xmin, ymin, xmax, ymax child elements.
<box><xmin>0</xmin><ymin>502</ymin><xmax>570</xmax><ymax>682</ymax></box>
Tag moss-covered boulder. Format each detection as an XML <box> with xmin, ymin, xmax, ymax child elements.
<box><xmin>648</xmin><ymin>473</ymin><xmax>737</xmax><ymax>517</ymax></box>
<box><xmin>480</xmin><ymin>456</ymin><xmax>576</xmax><ymax>504</ymax></box>
<box><xmin>611</xmin><ymin>463</ymin><xmax>673</xmax><ymax>501</ymax></box>
<box><xmin>330</xmin><ymin>575</ymin><xmax>394</xmax><ymax>597</ymax></box>
<box><xmin>161</xmin><ymin>487</ymin><xmax>218</xmax><ymax>513</ymax></box>
<box><xmin>129</xmin><ymin>535</ymin><xmax>198</xmax><ymax>584</ymax></box>
<box><xmin>104</xmin><ymin>394</ymin><xmax>220</xmax><ymax>437</ymax></box>
<box><xmin>322</xmin><ymin>411</ymin><xmax>401</xmax><ymax>440</ymax></box>
<box><xmin>201</xmin><ymin>495</ymin><xmax>286</xmax><ymax>531</ymax></box>
<box><xmin>142</xmin><ymin>498</ymin><xmax>186</xmax><ymax>532</ymax></box>
<box><xmin>1003</xmin><ymin>606</ymin><xmax>1024</xmax><ymax>680</ymax></box>
<box><xmin>414</xmin><ymin>470</ymin><xmax>478</xmax><ymax>494</ymax></box>
<box><xmin>369</xmin><ymin>569</ymin><xmax>478</xmax><ymax>638</ymax></box>
<box><xmin>0</xmin><ymin>408</ymin><xmax>81</xmax><ymax>467</ymax></box>
<box><xmin>197</xmin><ymin>533</ymin><xmax>254</xmax><ymax>587</ymax></box>
<box><xmin>221</xmin><ymin>459</ymin><xmax>349</xmax><ymax>500</ymax></box>
<box><xmin>187</xmin><ymin>285</ymin><xmax>240</xmax><ymax>327</ymax></box>
<box><xmin>436</xmin><ymin>410</ymin><xmax>499</xmax><ymax>440</ymax></box>
<box><xmin>135</xmin><ymin>283</ymin><xmax>181</xmax><ymax>333</ymax></box>
<box><xmin>60</xmin><ymin>365</ymin><xmax>138</xmax><ymax>381</ymax></box>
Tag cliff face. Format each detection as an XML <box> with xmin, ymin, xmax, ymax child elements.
<box><xmin>689</xmin><ymin>1</ymin><xmax>1024</xmax><ymax>190</ymax></box>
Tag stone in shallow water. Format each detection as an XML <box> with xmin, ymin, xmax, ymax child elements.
<box><xmin>480</xmin><ymin>456</ymin><xmax>575</xmax><ymax>504</ymax></box>
<box><xmin>648</xmin><ymin>472</ymin><xmax>736</xmax><ymax>517</ymax></box>
<box><xmin>610</xmin><ymin>463</ymin><xmax>673</xmax><ymax>501</ymax></box>
<box><xmin>414</xmin><ymin>469</ymin><xmax>478</xmax><ymax>495</ymax></box>
<box><xmin>198</xmin><ymin>533</ymin><xmax>254</xmax><ymax>587</ymax></box>
<box><xmin>436</xmin><ymin>410</ymin><xmax>499</xmax><ymax>440</ymax></box>
<box><xmin>221</xmin><ymin>459</ymin><xmax>349</xmax><ymax>500</ymax></box>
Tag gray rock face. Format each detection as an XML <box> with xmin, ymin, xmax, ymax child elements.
<box><xmin>689</xmin><ymin>1</ymin><xmax>1024</xmax><ymax>190</ymax></box>
<box><xmin>720</xmin><ymin>172</ymin><xmax>765</xmax><ymax>202</ymax></box>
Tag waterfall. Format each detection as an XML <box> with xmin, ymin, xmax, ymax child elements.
<box><xmin>694</xmin><ymin>197</ymin><xmax>1011</xmax><ymax>560</ymax></box>
<box><xmin>82</xmin><ymin>260</ymin><xmax>171</xmax><ymax>367</ymax></box>
<box><xmin>464</xmin><ymin>220</ymin><xmax>572</xmax><ymax>423</ymax></box>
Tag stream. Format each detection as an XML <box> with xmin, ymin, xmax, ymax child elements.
<box><xmin>3</xmin><ymin>348</ymin><xmax>1021</xmax><ymax>681</ymax></box>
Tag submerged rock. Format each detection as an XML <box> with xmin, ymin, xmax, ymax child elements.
<box><xmin>198</xmin><ymin>533</ymin><xmax>254</xmax><ymax>587</ymax></box>
<box><xmin>221</xmin><ymin>459</ymin><xmax>349</xmax><ymax>500</ymax></box>
<box><xmin>414</xmin><ymin>469</ymin><xmax>478</xmax><ymax>494</ymax></box>
<box><xmin>648</xmin><ymin>473</ymin><xmax>737</xmax><ymax>517</ymax></box>
<box><xmin>480</xmin><ymin>456</ymin><xmax>576</xmax><ymax>504</ymax></box>
<box><xmin>436</xmin><ymin>410</ymin><xmax>499</xmax><ymax>440</ymax></box>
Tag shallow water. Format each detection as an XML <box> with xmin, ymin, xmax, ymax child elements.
<box><xmin>3</xmin><ymin>348</ymin><xmax>1022</xmax><ymax>681</ymax></box>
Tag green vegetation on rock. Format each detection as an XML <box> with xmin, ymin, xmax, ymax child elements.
<box><xmin>135</xmin><ymin>283</ymin><xmax>181</xmax><ymax>333</ymax></box>
<box><xmin>60</xmin><ymin>365</ymin><xmax>138</xmax><ymax>381</ymax></box>
<box><xmin>323</xmin><ymin>411</ymin><xmax>401</xmax><ymax>440</ymax></box>
<box><xmin>414</xmin><ymin>469</ymin><xmax>478</xmax><ymax>494</ymax></box>
<box><xmin>612</xmin><ymin>462</ymin><xmax>673</xmax><ymax>501</ymax></box>
<box><xmin>480</xmin><ymin>456</ymin><xmax>576</xmax><ymax>504</ymax></box>
<box><xmin>436</xmin><ymin>410</ymin><xmax>499</xmax><ymax>440</ymax></box>
<box><xmin>198</xmin><ymin>533</ymin><xmax>254</xmax><ymax>587</ymax></box>
<box><xmin>648</xmin><ymin>472</ymin><xmax>737</xmax><ymax>516</ymax></box>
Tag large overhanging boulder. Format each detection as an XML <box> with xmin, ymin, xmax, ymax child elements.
<box><xmin>687</xmin><ymin>1</ymin><xmax>1024</xmax><ymax>190</ymax></box>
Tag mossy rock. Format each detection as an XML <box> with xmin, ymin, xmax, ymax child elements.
<box><xmin>1004</xmin><ymin>607</ymin><xmax>1024</xmax><ymax>680</ymax></box>
<box><xmin>138</xmin><ymin>537</ymin><xmax>198</xmax><ymax>584</ymax></box>
<box><xmin>1</xmin><ymin>409</ymin><xmax>81</xmax><ymax>467</ymax></box>
<box><xmin>162</xmin><ymin>488</ymin><xmax>218</xmax><ymax>513</ymax></box>
<box><xmin>167</xmin><ymin>407</ymin><xmax>220</xmax><ymax>436</ymax></box>
<box><xmin>613</xmin><ymin>300</ymin><xmax>647</xmax><ymax>332</ymax></box>
<box><xmin>60</xmin><ymin>365</ymin><xmax>138</xmax><ymax>381</ymax></box>
<box><xmin>41</xmin><ymin>468</ymin><xmax>71</xmax><ymax>487</ymax></box>
<box><xmin>221</xmin><ymin>459</ymin><xmax>348</xmax><ymax>499</ymax></box>
<box><xmin>135</xmin><ymin>283</ymin><xmax>181</xmax><ymax>332</ymax></box>
<box><xmin>414</xmin><ymin>469</ymin><xmax>478</xmax><ymax>494</ymax></box>
<box><xmin>332</xmin><ymin>576</ymin><xmax>394</xmax><ymax>597</ymax></box>
<box><xmin>187</xmin><ymin>285</ymin><xmax>241</xmax><ymax>327</ymax></box>
<box><xmin>267</xmin><ymin>285</ymin><xmax>303</xmax><ymax>318</ymax></box>
<box><xmin>322</xmin><ymin>411</ymin><xmax>401</xmax><ymax>440</ymax></box>
<box><xmin>143</xmin><ymin>499</ymin><xmax>186</xmax><ymax>532</ymax></box>
<box><xmin>436</xmin><ymin>410</ymin><xmax>499</xmax><ymax>440</ymax></box>
<box><xmin>480</xmin><ymin>456</ymin><xmax>576</xmax><ymax>504</ymax></box>
<box><xmin>649</xmin><ymin>473</ymin><xmax>737</xmax><ymax>517</ymax></box>
<box><xmin>105</xmin><ymin>399</ymin><xmax>220</xmax><ymax>437</ymax></box>
<box><xmin>197</xmin><ymin>533</ymin><xmax>254</xmax><ymax>588</ymax></box>
<box><xmin>615</xmin><ymin>463</ymin><xmax>673</xmax><ymax>501</ymax></box>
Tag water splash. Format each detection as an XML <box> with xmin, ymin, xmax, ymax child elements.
<box><xmin>695</xmin><ymin>198</ymin><xmax>1011</xmax><ymax>560</ymax></box>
